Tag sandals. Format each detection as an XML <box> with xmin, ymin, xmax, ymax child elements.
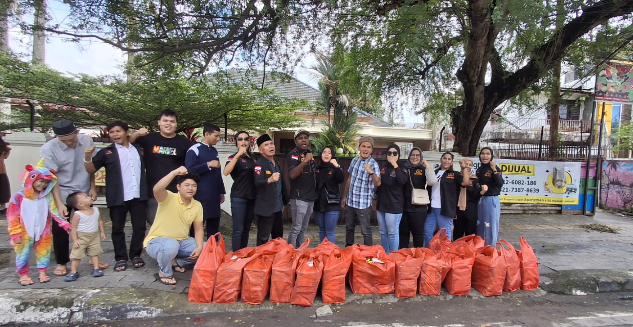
<box><xmin>19</xmin><ymin>277</ymin><xmax>34</xmax><ymax>286</ymax></box>
<box><xmin>172</xmin><ymin>264</ymin><xmax>186</xmax><ymax>273</ymax></box>
<box><xmin>90</xmin><ymin>261</ymin><xmax>109</xmax><ymax>270</ymax></box>
<box><xmin>154</xmin><ymin>273</ymin><xmax>177</xmax><ymax>285</ymax></box>
<box><xmin>39</xmin><ymin>275</ymin><xmax>50</xmax><ymax>283</ymax></box>
<box><xmin>132</xmin><ymin>257</ymin><xmax>145</xmax><ymax>268</ymax></box>
<box><xmin>114</xmin><ymin>260</ymin><xmax>128</xmax><ymax>272</ymax></box>
<box><xmin>53</xmin><ymin>266</ymin><xmax>67</xmax><ymax>276</ymax></box>
<box><xmin>64</xmin><ymin>272</ymin><xmax>80</xmax><ymax>282</ymax></box>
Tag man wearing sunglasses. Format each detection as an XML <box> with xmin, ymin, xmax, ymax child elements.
<box><xmin>342</xmin><ymin>136</ymin><xmax>381</xmax><ymax>246</ymax></box>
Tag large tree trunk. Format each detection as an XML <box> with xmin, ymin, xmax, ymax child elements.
<box><xmin>452</xmin><ymin>0</ymin><xmax>633</xmax><ymax>156</ymax></box>
<box><xmin>454</xmin><ymin>0</ymin><xmax>497</xmax><ymax>156</ymax></box>
<box><xmin>32</xmin><ymin>0</ymin><xmax>46</xmax><ymax>64</ymax></box>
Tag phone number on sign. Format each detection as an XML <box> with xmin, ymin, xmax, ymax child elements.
<box><xmin>501</xmin><ymin>187</ymin><xmax>540</xmax><ymax>194</ymax></box>
<box><xmin>505</xmin><ymin>179</ymin><xmax>537</xmax><ymax>186</ymax></box>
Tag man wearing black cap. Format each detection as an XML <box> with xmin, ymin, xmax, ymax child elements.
<box><xmin>40</xmin><ymin>119</ymin><xmax>106</xmax><ymax>276</ymax></box>
<box><xmin>253</xmin><ymin>134</ymin><xmax>288</xmax><ymax>245</ymax></box>
<box><xmin>286</xmin><ymin>129</ymin><xmax>316</xmax><ymax>248</ymax></box>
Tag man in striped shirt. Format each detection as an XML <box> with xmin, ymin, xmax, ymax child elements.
<box><xmin>341</xmin><ymin>136</ymin><xmax>381</xmax><ymax>246</ymax></box>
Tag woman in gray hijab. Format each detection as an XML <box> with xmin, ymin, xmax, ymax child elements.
<box><xmin>400</xmin><ymin>147</ymin><xmax>437</xmax><ymax>248</ymax></box>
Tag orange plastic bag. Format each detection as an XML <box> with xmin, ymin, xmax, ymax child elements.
<box><xmin>472</xmin><ymin>245</ymin><xmax>507</xmax><ymax>297</ymax></box>
<box><xmin>290</xmin><ymin>249</ymin><xmax>324</xmax><ymax>307</ymax></box>
<box><xmin>213</xmin><ymin>247</ymin><xmax>259</xmax><ymax>304</ymax></box>
<box><xmin>453</xmin><ymin>235</ymin><xmax>486</xmax><ymax>253</ymax></box>
<box><xmin>241</xmin><ymin>249</ymin><xmax>276</xmax><ymax>305</ymax></box>
<box><xmin>498</xmin><ymin>239</ymin><xmax>521</xmax><ymax>292</ymax></box>
<box><xmin>270</xmin><ymin>239</ymin><xmax>310</xmax><ymax>303</ymax></box>
<box><xmin>350</xmin><ymin>245</ymin><xmax>396</xmax><ymax>294</ymax></box>
<box><xmin>443</xmin><ymin>247</ymin><xmax>475</xmax><ymax>296</ymax></box>
<box><xmin>428</xmin><ymin>228</ymin><xmax>451</xmax><ymax>252</ymax></box>
<box><xmin>188</xmin><ymin>232</ymin><xmax>226</xmax><ymax>303</ymax></box>
<box><xmin>319</xmin><ymin>242</ymin><xmax>352</xmax><ymax>304</ymax></box>
<box><xmin>517</xmin><ymin>237</ymin><xmax>539</xmax><ymax>290</ymax></box>
<box><xmin>389</xmin><ymin>248</ymin><xmax>423</xmax><ymax>298</ymax></box>
<box><xmin>418</xmin><ymin>250</ymin><xmax>445</xmax><ymax>296</ymax></box>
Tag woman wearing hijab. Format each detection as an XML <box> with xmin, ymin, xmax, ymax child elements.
<box><xmin>476</xmin><ymin>147</ymin><xmax>504</xmax><ymax>246</ymax></box>
<box><xmin>399</xmin><ymin>147</ymin><xmax>437</xmax><ymax>248</ymax></box>
<box><xmin>223</xmin><ymin>131</ymin><xmax>257</xmax><ymax>251</ymax></box>
<box><xmin>375</xmin><ymin>144</ymin><xmax>408</xmax><ymax>253</ymax></box>
<box><xmin>313</xmin><ymin>146</ymin><xmax>345</xmax><ymax>243</ymax></box>
<box><xmin>423</xmin><ymin>151</ymin><xmax>466</xmax><ymax>246</ymax></box>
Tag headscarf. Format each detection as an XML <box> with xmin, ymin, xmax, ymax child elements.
<box><xmin>317</xmin><ymin>146</ymin><xmax>336</xmax><ymax>190</ymax></box>
<box><xmin>478</xmin><ymin>147</ymin><xmax>495</xmax><ymax>168</ymax></box>
<box><xmin>385</xmin><ymin>144</ymin><xmax>401</xmax><ymax>168</ymax></box>
<box><xmin>405</xmin><ymin>147</ymin><xmax>424</xmax><ymax>169</ymax></box>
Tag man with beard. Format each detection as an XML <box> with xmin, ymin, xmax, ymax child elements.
<box><xmin>286</xmin><ymin>129</ymin><xmax>316</xmax><ymax>248</ymax></box>
<box><xmin>130</xmin><ymin>110</ymin><xmax>192</xmax><ymax>224</ymax></box>
<box><xmin>84</xmin><ymin>121</ymin><xmax>148</xmax><ymax>271</ymax></box>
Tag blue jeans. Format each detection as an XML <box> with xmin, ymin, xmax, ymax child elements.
<box><xmin>145</xmin><ymin>237</ymin><xmax>203</xmax><ymax>277</ymax></box>
<box><xmin>231</xmin><ymin>197</ymin><xmax>254</xmax><ymax>251</ymax></box>
<box><xmin>314</xmin><ymin>211</ymin><xmax>340</xmax><ymax>243</ymax></box>
<box><xmin>477</xmin><ymin>195</ymin><xmax>500</xmax><ymax>246</ymax></box>
<box><xmin>376</xmin><ymin>211</ymin><xmax>402</xmax><ymax>254</ymax></box>
<box><xmin>424</xmin><ymin>208</ymin><xmax>453</xmax><ymax>247</ymax></box>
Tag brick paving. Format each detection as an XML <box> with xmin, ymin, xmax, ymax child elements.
<box><xmin>0</xmin><ymin>209</ymin><xmax>631</xmax><ymax>294</ymax></box>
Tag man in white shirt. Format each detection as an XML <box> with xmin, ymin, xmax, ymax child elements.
<box><xmin>85</xmin><ymin>121</ymin><xmax>148</xmax><ymax>272</ymax></box>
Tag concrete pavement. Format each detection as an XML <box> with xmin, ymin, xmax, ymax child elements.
<box><xmin>0</xmin><ymin>210</ymin><xmax>632</xmax><ymax>325</ymax></box>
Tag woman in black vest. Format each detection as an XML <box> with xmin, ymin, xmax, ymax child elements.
<box><xmin>376</xmin><ymin>144</ymin><xmax>408</xmax><ymax>254</ymax></box>
<box><xmin>423</xmin><ymin>152</ymin><xmax>464</xmax><ymax>246</ymax></box>
<box><xmin>223</xmin><ymin>131</ymin><xmax>257</xmax><ymax>251</ymax></box>
<box><xmin>313</xmin><ymin>146</ymin><xmax>345</xmax><ymax>243</ymax></box>
<box><xmin>454</xmin><ymin>158</ymin><xmax>482</xmax><ymax>240</ymax></box>
<box><xmin>476</xmin><ymin>147</ymin><xmax>504</xmax><ymax>246</ymax></box>
<box><xmin>400</xmin><ymin>147</ymin><xmax>437</xmax><ymax>248</ymax></box>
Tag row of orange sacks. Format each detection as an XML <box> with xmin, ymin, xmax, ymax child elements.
<box><xmin>187</xmin><ymin>229</ymin><xmax>539</xmax><ymax>307</ymax></box>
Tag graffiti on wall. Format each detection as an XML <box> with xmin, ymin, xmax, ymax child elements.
<box><xmin>595</xmin><ymin>61</ymin><xmax>633</xmax><ymax>103</ymax></box>
<box><xmin>601</xmin><ymin>160</ymin><xmax>633</xmax><ymax>211</ymax></box>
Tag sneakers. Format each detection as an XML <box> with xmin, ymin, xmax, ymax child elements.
<box><xmin>91</xmin><ymin>269</ymin><xmax>104</xmax><ymax>277</ymax></box>
<box><xmin>64</xmin><ymin>272</ymin><xmax>80</xmax><ymax>282</ymax></box>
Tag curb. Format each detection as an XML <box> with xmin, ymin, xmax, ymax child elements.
<box><xmin>540</xmin><ymin>269</ymin><xmax>633</xmax><ymax>295</ymax></box>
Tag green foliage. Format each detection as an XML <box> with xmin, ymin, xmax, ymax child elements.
<box><xmin>0</xmin><ymin>52</ymin><xmax>304</xmax><ymax>132</ymax></box>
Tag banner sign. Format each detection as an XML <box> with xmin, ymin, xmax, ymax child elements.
<box><xmin>469</xmin><ymin>159</ymin><xmax>581</xmax><ymax>205</ymax></box>
<box><xmin>595</xmin><ymin>61</ymin><xmax>633</xmax><ymax>103</ymax></box>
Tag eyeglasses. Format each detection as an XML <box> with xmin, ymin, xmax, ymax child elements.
<box><xmin>410</xmin><ymin>154</ymin><xmax>421</xmax><ymax>157</ymax></box>
<box><xmin>387</xmin><ymin>151</ymin><xmax>399</xmax><ymax>156</ymax></box>
<box><xmin>236</xmin><ymin>137</ymin><xmax>249</xmax><ymax>141</ymax></box>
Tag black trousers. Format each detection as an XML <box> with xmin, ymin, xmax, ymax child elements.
<box><xmin>256</xmin><ymin>211</ymin><xmax>283</xmax><ymax>246</ymax></box>
<box><xmin>110</xmin><ymin>198</ymin><xmax>147</xmax><ymax>262</ymax></box>
<box><xmin>399</xmin><ymin>209</ymin><xmax>428</xmax><ymax>248</ymax></box>
<box><xmin>453</xmin><ymin>201</ymin><xmax>478</xmax><ymax>241</ymax></box>
<box><xmin>52</xmin><ymin>205</ymin><xmax>71</xmax><ymax>265</ymax></box>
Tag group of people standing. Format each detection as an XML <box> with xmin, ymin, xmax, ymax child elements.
<box><xmin>5</xmin><ymin>112</ymin><xmax>504</xmax><ymax>286</ymax></box>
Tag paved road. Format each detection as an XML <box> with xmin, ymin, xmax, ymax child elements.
<box><xmin>81</xmin><ymin>291</ymin><xmax>633</xmax><ymax>327</ymax></box>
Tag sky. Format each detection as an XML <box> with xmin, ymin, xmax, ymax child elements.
<box><xmin>7</xmin><ymin>1</ymin><xmax>423</xmax><ymax>125</ymax></box>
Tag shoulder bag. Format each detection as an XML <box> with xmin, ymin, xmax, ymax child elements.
<box><xmin>410</xmin><ymin>171</ymin><xmax>430</xmax><ymax>205</ymax></box>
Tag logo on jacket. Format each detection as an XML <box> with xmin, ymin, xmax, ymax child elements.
<box><xmin>415</xmin><ymin>169</ymin><xmax>423</xmax><ymax>175</ymax></box>
<box><xmin>254</xmin><ymin>166</ymin><xmax>262</xmax><ymax>176</ymax></box>
<box><xmin>291</xmin><ymin>155</ymin><xmax>299</xmax><ymax>160</ymax></box>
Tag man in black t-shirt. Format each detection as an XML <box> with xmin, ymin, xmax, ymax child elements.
<box><xmin>130</xmin><ymin>109</ymin><xmax>192</xmax><ymax>224</ymax></box>
<box><xmin>287</xmin><ymin>129</ymin><xmax>317</xmax><ymax>248</ymax></box>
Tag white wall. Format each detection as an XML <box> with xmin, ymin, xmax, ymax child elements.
<box><xmin>3</xmin><ymin>132</ymin><xmax>49</xmax><ymax>197</ymax></box>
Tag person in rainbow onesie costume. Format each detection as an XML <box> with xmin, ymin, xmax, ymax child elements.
<box><xmin>7</xmin><ymin>159</ymin><xmax>70</xmax><ymax>285</ymax></box>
